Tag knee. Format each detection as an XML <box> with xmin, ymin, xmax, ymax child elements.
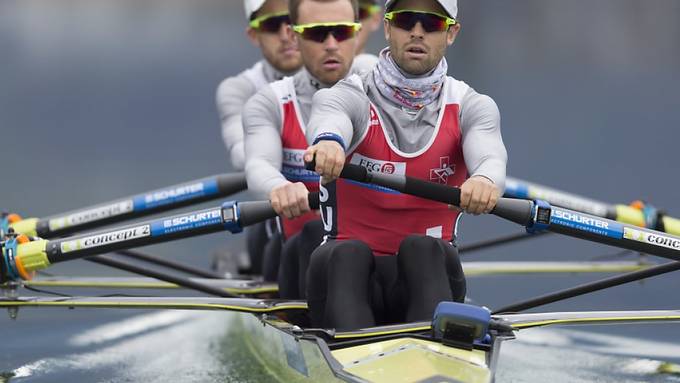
<box><xmin>327</xmin><ymin>240</ymin><xmax>373</xmax><ymax>271</ymax></box>
<box><xmin>398</xmin><ymin>234</ymin><xmax>441</xmax><ymax>260</ymax></box>
<box><xmin>301</xmin><ymin>219</ymin><xmax>324</xmax><ymax>238</ymax></box>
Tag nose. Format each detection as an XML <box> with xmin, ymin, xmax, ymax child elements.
<box><xmin>409</xmin><ymin>21</ymin><xmax>426</xmax><ymax>39</ymax></box>
<box><xmin>323</xmin><ymin>33</ymin><xmax>339</xmax><ymax>51</ymax></box>
<box><xmin>278</xmin><ymin>23</ymin><xmax>291</xmax><ymax>41</ymax></box>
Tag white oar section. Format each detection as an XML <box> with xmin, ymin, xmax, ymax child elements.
<box><xmin>496</xmin><ymin>310</ymin><xmax>680</xmax><ymax>330</ymax></box>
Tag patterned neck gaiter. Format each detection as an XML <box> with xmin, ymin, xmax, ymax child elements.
<box><xmin>373</xmin><ymin>47</ymin><xmax>447</xmax><ymax>111</ymax></box>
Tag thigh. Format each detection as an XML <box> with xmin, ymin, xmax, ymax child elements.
<box><xmin>306</xmin><ymin>239</ymin><xmax>375</xmax><ymax>330</ymax></box>
<box><xmin>397</xmin><ymin>235</ymin><xmax>459</xmax><ymax>322</ymax></box>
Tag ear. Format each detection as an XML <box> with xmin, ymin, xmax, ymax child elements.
<box><xmin>446</xmin><ymin>23</ymin><xmax>461</xmax><ymax>46</ymax></box>
<box><xmin>246</xmin><ymin>27</ymin><xmax>260</xmax><ymax>47</ymax></box>
<box><xmin>383</xmin><ymin>19</ymin><xmax>391</xmax><ymax>41</ymax></box>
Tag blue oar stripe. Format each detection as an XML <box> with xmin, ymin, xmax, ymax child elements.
<box><xmin>550</xmin><ymin>207</ymin><xmax>624</xmax><ymax>239</ymax></box>
<box><xmin>133</xmin><ymin>179</ymin><xmax>219</xmax><ymax>211</ymax></box>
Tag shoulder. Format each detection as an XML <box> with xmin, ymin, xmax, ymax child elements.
<box><xmin>351</xmin><ymin>53</ymin><xmax>379</xmax><ymax>75</ymax></box>
<box><xmin>216</xmin><ymin>68</ymin><xmax>258</xmax><ymax>103</ymax></box>
<box><xmin>338</xmin><ymin>73</ymin><xmax>370</xmax><ymax>94</ymax></box>
<box><xmin>243</xmin><ymin>80</ymin><xmax>283</xmax><ymax>127</ymax></box>
<box><xmin>447</xmin><ymin>79</ymin><xmax>499</xmax><ymax>119</ymax></box>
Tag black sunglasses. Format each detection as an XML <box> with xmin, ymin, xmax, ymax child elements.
<box><xmin>292</xmin><ymin>23</ymin><xmax>362</xmax><ymax>43</ymax></box>
<box><xmin>249</xmin><ymin>12</ymin><xmax>291</xmax><ymax>33</ymax></box>
<box><xmin>384</xmin><ymin>10</ymin><xmax>456</xmax><ymax>33</ymax></box>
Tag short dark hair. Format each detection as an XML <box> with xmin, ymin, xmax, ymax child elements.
<box><xmin>289</xmin><ymin>0</ymin><xmax>360</xmax><ymax>25</ymax></box>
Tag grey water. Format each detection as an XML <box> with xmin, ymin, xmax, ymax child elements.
<box><xmin>1</xmin><ymin>0</ymin><xmax>679</xmax><ymax>381</ymax></box>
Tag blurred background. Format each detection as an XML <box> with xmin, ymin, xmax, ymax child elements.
<box><xmin>1</xmin><ymin>0</ymin><xmax>679</xmax><ymax>382</ymax></box>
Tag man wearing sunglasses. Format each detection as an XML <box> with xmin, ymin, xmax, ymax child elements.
<box><xmin>243</xmin><ymin>0</ymin><xmax>376</xmax><ymax>298</ymax></box>
<box><xmin>302</xmin><ymin>0</ymin><xmax>507</xmax><ymax>329</ymax></box>
<box><xmin>214</xmin><ymin>0</ymin><xmax>302</xmax><ymax>278</ymax></box>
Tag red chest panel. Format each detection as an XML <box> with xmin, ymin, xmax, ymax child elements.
<box><xmin>279</xmin><ymin>100</ymin><xmax>319</xmax><ymax>238</ymax></box>
<box><xmin>321</xmin><ymin>102</ymin><xmax>468</xmax><ymax>255</ymax></box>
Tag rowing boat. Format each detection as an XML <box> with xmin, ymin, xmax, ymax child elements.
<box><xmin>3</xmin><ymin>294</ymin><xmax>678</xmax><ymax>382</ymax></box>
<box><xmin>3</xmin><ymin>168</ymin><xmax>680</xmax><ymax>382</ymax></box>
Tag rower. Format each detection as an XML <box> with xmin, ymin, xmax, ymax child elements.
<box><xmin>303</xmin><ymin>0</ymin><xmax>508</xmax><ymax>329</ymax></box>
<box><xmin>215</xmin><ymin>0</ymin><xmax>303</xmax><ymax>277</ymax></box>
<box><xmin>243</xmin><ymin>0</ymin><xmax>377</xmax><ymax>298</ymax></box>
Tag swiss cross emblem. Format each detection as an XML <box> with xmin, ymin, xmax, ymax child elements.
<box><xmin>430</xmin><ymin>156</ymin><xmax>455</xmax><ymax>184</ymax></box>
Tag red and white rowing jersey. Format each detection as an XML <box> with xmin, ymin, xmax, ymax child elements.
<box><xmin>270</xmin><ymin>77</ymin><xmax>320</xmax><ymax>238</ymax></box>
<box><xmin>320</xmin><ymin>78</ymin><xmax>469</xmax><ymax>255</ymax></box>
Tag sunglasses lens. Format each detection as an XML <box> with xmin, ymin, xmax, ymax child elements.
<box><xmin>300</xmin><ymin>25</ymin><xmax>357</xmax><ymax>43</ymax></box>
<box><xmin>259</xmin><ymin>14</ymin><xmax>291</xmax><ymax>33</ymax></box>
<box><xmin>391</xmin><ymin>12</ymin><xmax>448</xmax><ymax>33</ymax></box>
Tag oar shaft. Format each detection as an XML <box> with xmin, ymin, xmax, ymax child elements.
<box><xmin>492</xmin><ymin>261</ymin><xmax>680</xmax><ymax>314</ymax></box>
<box><xmin>114</xmin><ymin>250</ymin><xmax>224</xmax><ymax>279</ymax></box>
<box><xmin>505</xmin><ymin>177</ymin><xmax>680</xmax><ymax>236</ymax></box>
<box><xmin>3</xmin><ymin>194</ymin><xmax>319</xmax><ymax>282</ymax></box>
<box><xmin>87</xmin><ymin>255</ymin><xmax>236</xmax><ymax>297</ymax></box>
<box><xmin>8</xmin><ymin>173</ymin><xmax>247</xmax><ymax>238</ymax></box>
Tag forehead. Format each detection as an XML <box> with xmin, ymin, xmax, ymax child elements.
<box><xmin>297</xmin><ymin>0</ymin><xmax>355</xmax><ymax>24</ymax></box>
<box><xmin>391</xmin><ymin>0</ymin><xmax>446</xmax><ymax>14</ymax></box>
<box><xmin>258</xmin><ymin>0</ymin><xmax>288</xmax><ymax>14</ymax></box>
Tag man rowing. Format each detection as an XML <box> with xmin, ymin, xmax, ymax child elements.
<box><xmin>243</xmin><ymin>0</ymin><xmax>376</xmax><ymax>298</ymax></box>
<box><xmin>303</xmin><ymin>0</ymin><xmax>507</xmax><ymax>329</ymax></box>
<box><xmin>216</xmin><ymin>0</ymin><xmax>302</xmax><ymax>277</ymax></box>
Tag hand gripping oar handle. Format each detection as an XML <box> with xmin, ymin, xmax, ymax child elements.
<box><xmin>6</xmin><ymin>173</ymin><xmax>248</xmax><ymax>239</ymax></box>
<box><xmin>238</xmin><ymin>192</ymin><xmax>320</xmax><ymax>227</ymax></box>
<box><xmin>0</xmin><ymin>192</ymin><xmax>320</xmax><ymax>283</ymax></box>
<box><xmin>304</xmin><ymin>160</ymin><xmax>535</xmax><ymax>227</ymax></box>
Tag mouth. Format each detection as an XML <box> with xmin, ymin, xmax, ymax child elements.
<box><xmin>405</xmin><ymin>45</ymin><xmax>428</xmax><ymax>58</ymax></box>
<box><xmin>322</xmin><ymin>58</ymin><xmax>342</xmax><ymax>70</ymax></box>
<box><xmin>281</xmin><ymin>45</ymin><xmax>299</xmax><ymax>56</ymax></box>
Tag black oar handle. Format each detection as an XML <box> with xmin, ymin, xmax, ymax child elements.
<box><xmin>238</xmin><ymin>192</ymin><xmax>320</xmax><ymax>227</ymax></box>
<box><xmin>305</xmin><ymin>159</ymin><xmax>534</xmax><ymax>227</ymax></box>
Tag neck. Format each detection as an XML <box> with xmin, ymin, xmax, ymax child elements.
<box><xmin>304</xmin><ymin>68</ymin><xmax>338</xmax><ymax>90</ymax></box>
<box><xmin>262</xmin><ymin>60</ymin><xmax>298</xmax><ymax>82</ymax></box>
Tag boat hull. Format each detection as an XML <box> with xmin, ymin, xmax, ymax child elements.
<box><xmin>229</xmin><ymin>313</ymin><xmax>501</xmax><ymax>383</ymax></box>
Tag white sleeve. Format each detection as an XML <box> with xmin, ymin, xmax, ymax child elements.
<box><xmin>216</xmin><ymin>75</ymin><xmax>257</xmax><ymax>171</ymax></box>
<box><xmin>460</xmin><ymin>90</ymin><xmax>508</xmax><ymax>191</ymax></box>
<box><xmin>242</xmin><ymin>86</ymin><xmax>290</xmax><ymax>199</ymax></box>
<box><xmin>306</xmin><ymin>75</ymin><xmax>370</xmax><ymax>150</ymax></box>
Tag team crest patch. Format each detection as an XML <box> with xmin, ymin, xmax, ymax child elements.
<box><xmin>430</xmin><ymin>156</ymin><xmax>455</xmax><ymax>184</ymax></box>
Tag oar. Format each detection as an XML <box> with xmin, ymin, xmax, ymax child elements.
<box><xmin>2</xmin><ymin>173</ymin><xmax>247</xmax><ymax>239</ymax></box>
<box><xmin>505</xmin><ymin>176</ymin><xmax>680</xmax><ymax>235</ymax></box>
<box><xmin>492</xmin><ymin>261</ymin><xmax>680</xmax><ymax>314</ymax></box>
<box><xmin>461</xmin><ymin>176</ymin><xmax>680</xmax><ymax>254</ymax></box>
<box><xmin>0</xmin><ymin>193</ymin><xmax>319</xmax><ymax>283</ymax></box>
<box><xmin>321</xmin><ymin>163</ymin><xmax>680</xmax><ymax>263</ymax></box>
